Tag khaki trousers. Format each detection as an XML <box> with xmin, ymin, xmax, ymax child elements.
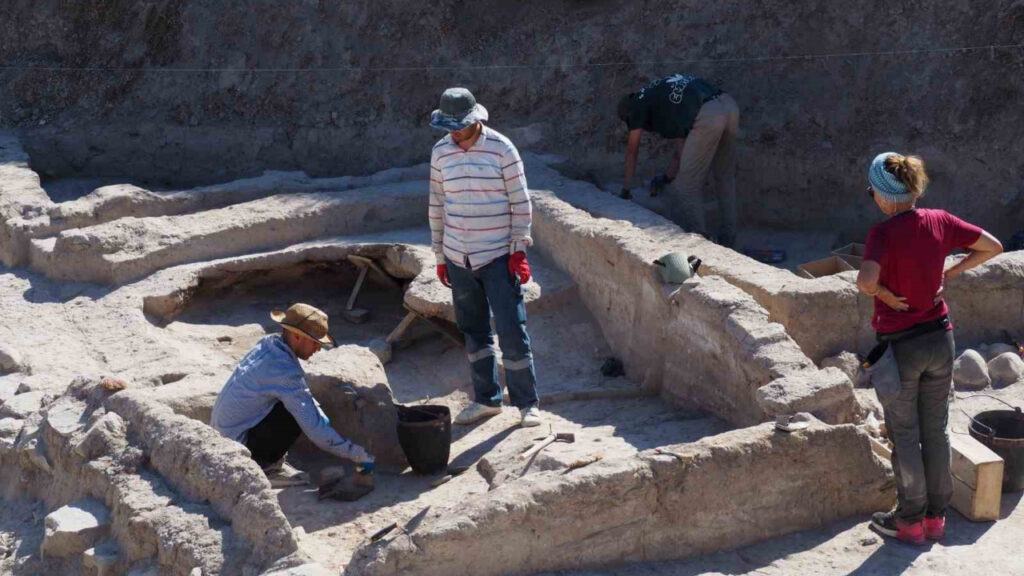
<box><xmin>668</xmin><ymin>93</ymin><xmax>739</xmax><ymax>245</ymax></box>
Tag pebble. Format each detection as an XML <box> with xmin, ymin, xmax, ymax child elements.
<box><xmin>860</xmin><ymin>535</ymin><xmax>879</xmax><ymax>546</ymax></box>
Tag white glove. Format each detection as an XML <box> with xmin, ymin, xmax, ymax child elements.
<box><xmin>345</xmin><ymin>442</ymin><xmax>374</xmax><ymax>464</ymax></box>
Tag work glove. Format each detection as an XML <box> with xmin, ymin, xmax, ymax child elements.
<box><xmin>508</xmin><ymin>251</ymin><xmax>531</xmax><ymax>284</ymax></box>
<box><xmin>436</xmin><ymin>263</ymin><xmax>451</xmax><ymax>288</ymax></box>
<box><xmin>346</xmin><ymin>443</ymin><xmax>374</xmax><ymax>465</ymax></box>
<box><xmin>650</xmin><ymin>174</ymin><xmax>671</xmax><ymax>197</ymax></box>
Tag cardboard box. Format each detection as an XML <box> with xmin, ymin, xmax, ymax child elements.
<box><xmin>950</xmin><ymin>433</ymin><xmax>1004</xmax><ymax>522</ymax></box>
<box><xmin>831</xmin><ymin>243</ymin><xmax>866</xmax><ymax>268</ymax></box>
<box><xmin>797</xmin><ymin>255</ymin><xmax>855</xmax><ymax>279</ymax></box>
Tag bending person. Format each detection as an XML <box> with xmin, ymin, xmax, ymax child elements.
<box><xmin>857</xmin><ymin>152</ymin><xmax>1002</xmax><ymax>544</ymax></box>
<box><xmin>211</xmin><ymin>303</ymin><xmax>373</xmax><ymax>487</ymax></box>
<box><xmin>617</xmin><ymin>74</ymin><xmax>739</xmax><ymax>246</ymax></box>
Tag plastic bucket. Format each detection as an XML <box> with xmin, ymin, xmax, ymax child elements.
<box><xmin>396</xmin><ymin>404</ymin><xmax>451</xmax><ymax>475</ymax></box>
<box><xmin>968</xmin><ymin>409</ymin><xmax>1024</xmax><ymax>493</ymax></box>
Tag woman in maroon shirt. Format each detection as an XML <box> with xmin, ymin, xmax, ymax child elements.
<box><xmin>857</xmin><ymin>152</ymin><xmax>1003</xmax><ymax>544</ymax></box>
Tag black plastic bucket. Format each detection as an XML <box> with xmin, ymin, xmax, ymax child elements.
<box><xmin>968</xmin><ymin>408</ymin><xmax>1024</xmax><ymax>493</ymax></box>
<box><xmin>396</xmin><ymin>404</ymin><xmax>451</xmax><ymax>475</ymax></box>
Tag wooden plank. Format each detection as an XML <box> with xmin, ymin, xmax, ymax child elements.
<box><xmin>950</xmin><ymin>434</ymin><xmax>1004</xmax><ymax>522</ymax></box>
<box><xmin>951</xmin><ymin>433</ymin><xmax>1003</xmax><ymax>490</ymax></box>
<box><xmin>952</xmin><ymin>474</ymin><xmax>1001</xmax><ymax>522</ymax></box>
<box><xmin>869</xmin><ymin>437</ymin><xmax>892</xmax><ymax>460</ymax></box>
<box><xmin>385</xmin><ymin>312</ymin><xmax>418</xmax><ymax>344</ymax></box>
<box><xmin>347</xmin><ymin>255</ymin><xmax>400</xmax><ymax>290</ymax></box>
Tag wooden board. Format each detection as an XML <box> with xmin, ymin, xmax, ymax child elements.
<box><xmin>950</xmin><ymin>433</ymin><xmax>1004</xmax><ymax>522</ymax></box>
<box><xmin>869</xmin><ymin>436</ymin><xmax>892</xmax><ymax>460</ymax></box>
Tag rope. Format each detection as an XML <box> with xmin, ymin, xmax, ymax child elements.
<box><xmin>1</xmin><ymin>43</ymin><xmax>1022</xmax><ymax>74</ymax></box>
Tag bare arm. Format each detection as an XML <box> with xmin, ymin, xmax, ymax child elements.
<box><xmin>857</xmin><ymin>260</ymin><xmax>908</xmax><ymax>311</ymax></box>
<box><xmin>944</xmin><ymin>230</ymin><xmax>1003</xmax><ymax>281</ymax></box>
<box><xmin>623</xmin><ymin>129</ymin><xmax>642</xmax><ymax>190</ymax></box>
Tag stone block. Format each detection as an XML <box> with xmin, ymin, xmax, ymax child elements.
<box><xmin>988</xmin><ymin>352</ymin><xmax>1024</xmax><ymax>387</ymax></box>
<box><xmin>41</xmin><ymin>498</ymin><xmax>111</xmax><ymax>558</ymax></box>
<box><xmin>756</xmin><ymin>368</ymin><xmax>858</xmax><ymax>424</ymax></box>
<box><xmin>822</xmin><ymin>351</ymin><xmax>861</xmax><ymax>384</ymax></box>
<box><xmin>0</xmin><ymin>390</ymin><xmax>46</xmax><ymax>419</ymax></box>
<box><xmin>0</xmin><ymin>343</ymin><xmax>22</xmax><ymax>372</ymax></box>
<box><xmin>954</xmin><ymin>350</ymin><xmax>991</xmax><ymax>390</ymax></box>
<box><xmin>305</xmin><ymin>345</ymin><xmax>406</xmax><ymax>471</ymax></box>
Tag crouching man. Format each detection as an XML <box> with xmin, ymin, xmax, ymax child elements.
<box><xmin>210</xmin><ymin>303</ymin><xmax>373</xmax><ymax>487</ymax></box>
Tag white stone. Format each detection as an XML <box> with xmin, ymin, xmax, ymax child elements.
<box><xmin>821</xmin><ymin>351</ymin><xmax>861</xmax><ymax>384</ymax></box>
<box><xmin>0</xmin><ymin>343</ymin><xmax>22</xmax><ymax>372</ymax></box>
<box><xmin>41</xmin><ymin>498</ymin><xmax>111</xmax><ymax>558</ymax></box>
<box><xmin>0</xmin><ymin>390</ymin><xmax>46</xmax><ymax>419</ymax></box>
<box><xmin>989</xmin><ymin>352</ymin><xmax>1024</xmax><ymax>387</ymax></box>
<box><xmin>954</xmin><ymin>350</ymin><xmax>991</xmax><ymax>390</ymax></box>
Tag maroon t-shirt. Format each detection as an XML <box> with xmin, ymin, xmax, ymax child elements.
<box><xmin>864</xmin><ymin>208</ymin><xmax>982</xmax><ymax>334</ymax></box>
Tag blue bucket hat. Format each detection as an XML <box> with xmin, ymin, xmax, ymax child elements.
<box><xmin>429</xmin><ymin>87</ymin><xmax>489</xmax><ymax>131</ymax></box>
<box><xmin>868</xmin><ymin>152</ymin><xmax>914</xmax><ymax>204</ymax></box>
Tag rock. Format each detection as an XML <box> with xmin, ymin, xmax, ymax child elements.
<box><xmin>190</xmin><ymin>568</ymin><xmax>203</xmax><ymax>576</ymax></box>
<box><xmin>368</xmin><ymin>338</ymin><xmax>392</xmax><ymax>365</ymax></box>
<box><xmin>0</xmin><ymin>417</ymin><xmax>24</xmax><ymax>450</ymax></box>
<box><xmin>821</xmin><ymin>351</ymin><xmax>861</xmax><ymax>384</ymax></box>
<box><xmin>755</xmin><ymin>368</ymin><xmax>859</xmax><ymax>424</ymax></box>
<box><xmin>41</xmin><ymin>499</ymin><xmax>111</xmax><ymax>558</ymax></box>
<box><xmin>305</xmin><ymin>345</ymin><xmax>407</xmax><ymax>471</ymax></box>
<box><xmin>989</xmin><ymin>352</ymin><xmax>1024</xmax><ymax>387</ymax></box>
<box><xmin>979</xmin><ymin>343</ymin><xmax>1018</xmax><ymax>362</ymax></box>
<box><xmin>0</xmin><ymin>343</ymin><xmax>23</xmax><ymax>372</ymax></box>
<box><xmin>954</xmin><ymin>350</ymin><xmax>991</xmax><ymax>390</ymax></box>
<box><xmin>860</xmin><ymin>535</ymin><xmax>879</xmax><ymax>546</ymax></box>
<box><xmin>73</xmin><ymin>411</ymin><xmax>128</xmax><ymax>460</ymax></box>
<box><xmin>0</xmin><ymin>390</ymin><xmax>47</xmax><ymax>419</ymax></box>
<box><xmin>83</xmin><ymin>541</ymin><xmax>121</xmax><ymax>575</ymax></box>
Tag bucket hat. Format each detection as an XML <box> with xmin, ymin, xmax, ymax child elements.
<box><xmin>429</xmin><ymin>87</ymin><xmax>489</xmax><ymax>131</ymax></box>
<box><xmin>271</xmin><ymin>303</ymin><xmax>335</xmax><ymax>348</ymax></box>
<box><xmin>653</xmin><ymin>252</ymin><xmax>702</xmax><ymax>284</ymax></box>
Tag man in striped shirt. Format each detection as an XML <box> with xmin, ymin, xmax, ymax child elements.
<box><xmin>428</xmin><ymin>87</ymin><xmax>541</xmax><ymax>428</ymax></box>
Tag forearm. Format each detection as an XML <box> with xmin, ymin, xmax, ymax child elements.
<box><xmin>945</xmin><ymin>250</ymin><xmax>999</xmax><ymax>280</ymax></box>
<box><xmin>623</xmin><ymin>149</ymin><xmax>638</xmax><ymax>190</ymax></box>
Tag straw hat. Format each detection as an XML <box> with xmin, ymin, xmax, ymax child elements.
<box><xmin>270</xmin><ymin>303</ymin><xmax>335</xmax><ymax>348</ymax></box>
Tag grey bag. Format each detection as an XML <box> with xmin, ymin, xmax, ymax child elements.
<box><xmin>863</xmin><ymin>342</ymin><xmax>902</xmax><ymax>404</ymax></box>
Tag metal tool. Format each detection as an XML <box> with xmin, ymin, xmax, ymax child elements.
<box><xmin>518</xmin><ymin>432</ymin><xmax>575</xmax><ymax>461</ymax></box>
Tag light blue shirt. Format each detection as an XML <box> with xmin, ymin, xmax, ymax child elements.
<box><xmin>211</xmin><ymin>334</ymin><xmax>366</xmax><ymax>462</ymax></box>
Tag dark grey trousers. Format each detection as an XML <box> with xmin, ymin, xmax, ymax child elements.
<box><xmin>878</xmin><ymin>328</ymin><xmax>955</xmax><ymax>522</ymax></box>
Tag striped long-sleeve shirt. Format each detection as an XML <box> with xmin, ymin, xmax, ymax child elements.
<box><xmin>429</xmin><ymin>126</ymin><xmax>532</xmax><ymax>270</ymax></box>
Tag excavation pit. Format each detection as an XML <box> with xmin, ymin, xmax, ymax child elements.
<box><xmin>1</xmin><ymin>131</ymin><xmax>1022</xmax><ymax>575</ymax></box>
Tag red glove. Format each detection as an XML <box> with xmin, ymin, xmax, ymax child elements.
<box><xmin>436</xmin><ymin>263</ymin><xmax>451</xmax><ymax>288</ymax></box>
<box><xmin>508</xmin><ymin>251</ymin><xmax>531</xmax><ymax>284</ymax></box>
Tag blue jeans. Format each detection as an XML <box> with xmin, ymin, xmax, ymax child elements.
<box><xmin>446</xmin><ymin>255</ymin><xmax>539</xmax><ymax>409</ymax></box>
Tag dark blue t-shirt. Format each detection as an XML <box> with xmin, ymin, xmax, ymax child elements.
<box><xmin>624</xmin><ymin>74</ymin><xmax>721</xmax><ymax>139</ymax></box>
